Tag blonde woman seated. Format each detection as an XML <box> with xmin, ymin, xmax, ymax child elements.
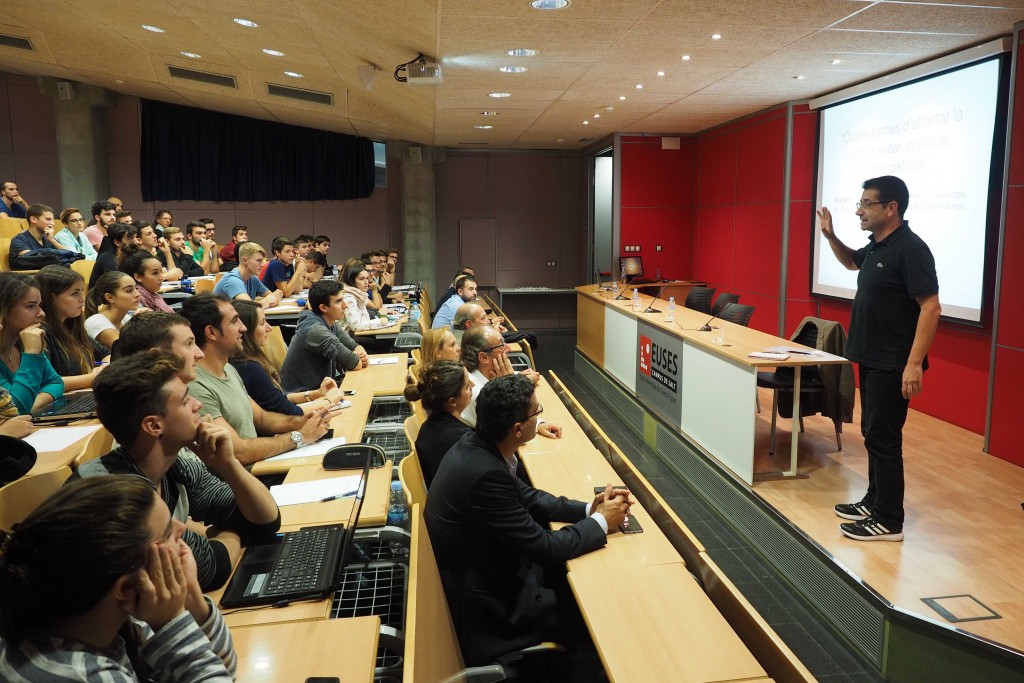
<box><xmin>230</xmin><ymin>299</ymin><xmax>345</xmax><ymax>416</ymax></box>
<box><xmin>85</xmin><ymin>271</ymin><xmax>143</xmax><ymax>349</ymax></box>
<box><xmin>0</xmin><ymin>476</ymin><xmax>236</xmax><ymax>681</ymax></box>
<box><xmin>419</xmin><ymin>327</ymin><xmax>462</xmax><ymax>366</ymax></box>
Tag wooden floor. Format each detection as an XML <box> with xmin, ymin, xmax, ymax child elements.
<box><xmin>749</xmin><ymin>387</ymin><xmax>1024</xmax><ymax>653</ymax></box>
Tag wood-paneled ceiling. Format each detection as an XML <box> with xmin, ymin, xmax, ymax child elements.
<box><xmin>1</xmin><ymin>0</ymin><xmax>1022</xmax><ymax>150</ymax></box>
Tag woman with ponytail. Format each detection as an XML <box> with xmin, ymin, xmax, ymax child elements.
<box><xmin>403</xmin><ymin>359</ymin><xmax>474</xmax><ymax>487</ymax></box>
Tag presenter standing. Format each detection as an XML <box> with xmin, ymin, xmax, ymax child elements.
<box><xmin>817</xmin><ymin>175</ymin><xmax>940</xmax><ymax>542</ymax></box>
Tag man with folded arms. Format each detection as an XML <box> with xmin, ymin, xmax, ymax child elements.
<box><xmin>71</xmin><ymin>351</ymin><xmax>281</xmax><ymax>591</ymax></box>
<box><xmin>426</xmin><ymin>374</ymin><xmax>631</xmax><ymax>673</ymax></box>
<box><xmin>181</xmin><ymin>293</ymin><xmax>329</xmax><ymax>465</ymax></box>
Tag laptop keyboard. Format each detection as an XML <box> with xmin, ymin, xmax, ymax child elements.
<box><xmin>264</xmin><ymin>526</ymin><xmax>334</xmax><ymax>596</ymax></box>
<box><xmin>45</xmin><ymin>392</ymin><xmax>97</xmax><ymax>416</ymax></box>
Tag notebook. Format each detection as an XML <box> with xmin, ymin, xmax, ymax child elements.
<box><xmin>219</xmin><ymin>455</ymin><xmax>372</xmax><ymax>608</ymax></box>
<box><xmin>31</xmin><ymin>391</ymin><xmax>98</xmax><ymax>424</ymax></box>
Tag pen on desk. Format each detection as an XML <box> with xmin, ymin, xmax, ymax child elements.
<box><xmin>321</xmin><ymin>490</ymin><xmax>357</xmax><ymax>502</ymax></box>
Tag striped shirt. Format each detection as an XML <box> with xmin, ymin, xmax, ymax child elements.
<box><xmin>70</xmin><ymin>448</ymin><xmax>280</xmax><ymax>591</ymax></box>
<box><xmin>0</xmin><ymin>597</ymin><xmax>236</xmax><ymax>681</ymax></box>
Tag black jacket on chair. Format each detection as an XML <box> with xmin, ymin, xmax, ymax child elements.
<box><xmin>424</xmin><ymin>431</ymin><xmax>606</xmax><ymax>665</ymax></box>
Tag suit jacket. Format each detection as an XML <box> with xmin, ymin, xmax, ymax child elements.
<box><xmin>424</xmin><ymin>432</ymin><xmax>606</xmax><ymax>665</ymax></box>
<box><xmin>415</xmin><ymin>411</ymin><xmax>472</xmax><ymax>488</ymax></box>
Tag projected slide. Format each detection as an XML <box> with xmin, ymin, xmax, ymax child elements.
<box><xmin>814</xmin><ymin>58</ymin><xmax>1001</xmax><ymax>323</ymax></box>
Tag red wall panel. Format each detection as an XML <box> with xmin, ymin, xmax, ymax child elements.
<box><xmin>733</xmin><ymin>202</ymin><xmax>782</xmax><ymax>298</ymax></box>
<box><xmin>911</xmin><ymin>326</ymin><xmax>989</xmax><ymax>434</ymax></box>
<box><xmin>694</xmin><ymin>205</ymin><xmax>735</xmax><ymax>289</ymax></box>
<box><xmin>736</xmin><ymin>114</ymin><xmax>786</xmax><ymax>204</ymax></box>
<box><xmin>989</xmin><ymin>347</ymin><xmax>1024</xmax><ymax>466</ymax></box>
<box><xmin>697</xmin><ymin>134</ymin><xmax>737</xmax><ymax>206</ymax></box>
<box><xmin>995</xmin><ymin>186</ymin><xmax>1024</xmax><ymax>347</ymax></box>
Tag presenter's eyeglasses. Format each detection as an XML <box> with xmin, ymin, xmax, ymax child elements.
<box><xmin>856</xmin><ymin>199</ymin><xmax>892</xmax><ymax>209</ymax></box>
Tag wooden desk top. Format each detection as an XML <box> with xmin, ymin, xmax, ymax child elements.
<box><xmin>569</xmin><ymin>562</ymin><xmax>768</xmax><ymax>683</ymax></box>
<box><xmin>278</xmin><ymin>462</ymin><xmax>391</xmax><ymax>530</ymax></box>
<box><xmin>344</xmin><ymin>352</ymin><xmax>409</xmax><ymax>396</ymax></box>
<box><xmin>576</xmin><ymin>286</ymin><xmax>848</xmax><ymax>368</ymax></box>
<box><xmin>231</xmin><ymin>616</ymin><xmax>381</xmax><ymax>682</ymax></box>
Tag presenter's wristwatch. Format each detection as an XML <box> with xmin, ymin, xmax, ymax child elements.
<box><xmin>290</xmin><ymin>431</ymin><xmax>304</xmax><ymax>450</ymax></box>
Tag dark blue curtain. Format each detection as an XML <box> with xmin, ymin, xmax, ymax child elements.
<box><xmin>140</xmin><ymin>99</ymin><xmax>375</xmax><ymax>202</ymax></box>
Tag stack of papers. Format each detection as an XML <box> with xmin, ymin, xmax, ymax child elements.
<box><xmin>270</xmin><ymin>475</ymin><xmax>361</xmax><ymax>506</ymax></box>
<box><xmin>748</xmin><ymin>351</ymin><xmax>791</xmax><ymax>360</ymax></box>
<box><xmin>763</xmin><ymin>346</ymin><xmax>821</xmax><ymax>355</ymax></box>
<box><xmin>263</xmin><ymin>436</ymin><xmax>348</xmax><ymax>462</ymax></box>
<box><xmin>369</xmin><ymin>357</ymin><xmax>399</xmax><ymax>366</ymax></box>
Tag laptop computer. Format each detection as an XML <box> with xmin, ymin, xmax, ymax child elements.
<box><xmin>220</xmin><ymin>456</ymin><xmax>372</xmax><ymax>609</ymax></box>
<box><xmin>31</xmin><ymin>391</ymin><xmax>98</xmax><ymax>424</ymax></box>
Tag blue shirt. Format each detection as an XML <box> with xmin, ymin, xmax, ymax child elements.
<box><xmin>261</xmin><ymin>259</ymin><xmax>293</xmax><ymax>291</ymax></box>
<box><xmin>0</xmin><ymin>352</ymin><xmax>64</xmax><ymax>414</ymax></box>
<box><xmin>432</xmin><ymin>293</ymin><xmax>463</xmax><ymax>330</ymax></box>
<box><xmin>53</xmin><ymin>228</ymin><xmax>98</xmax><ymax>261</ymax></box>
<box><xmin>1</xmin><ymin>201</ymin><xmax>26</xmax><ymax>219</ymax></box>
<box><xmin>9</xmin><ymin>230</ymin><xmax>46</xmax><ymax>257</ymax></box>
<box><xmin>214</xmin><ymin>268</ymin><xmax>269</xmax><ymax>300</ymax></box>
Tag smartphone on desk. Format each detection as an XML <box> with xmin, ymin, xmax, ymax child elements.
<box><xmin>594</xmin><ymin>485</ymin><xmax>629</xmax><ymax>496</ymax></box>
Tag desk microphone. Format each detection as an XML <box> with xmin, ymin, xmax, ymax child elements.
<box><xmin>699</xmin><ymin>302</ymin><xmax>732</xmax><ymax>331</ymax></box>
<box><xmin>643</xmin><ymin>284</ymin><xmax>669</xmax><ymax>313</ymax></box>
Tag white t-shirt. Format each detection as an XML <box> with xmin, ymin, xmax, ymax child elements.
<box><xmin>84</xmin><ymin>313</ymin><xmax>116</xmax><ymax>341</ymax></box>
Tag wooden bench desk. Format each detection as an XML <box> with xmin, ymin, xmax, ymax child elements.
<box><xmin>231</xmin><ymin>616</ymin><xmax>381</xmax><ymax>682</ymax></box>
<box><xmin>275</xmin><ymin>461</ymin><xmax>391</xmax><ymax>530</ymax></box>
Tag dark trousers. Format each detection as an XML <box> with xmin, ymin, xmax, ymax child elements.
<box><xmin>858</xmin><ymin>365</ymin><xmax>910</xmax><ymax>529</ymax></box>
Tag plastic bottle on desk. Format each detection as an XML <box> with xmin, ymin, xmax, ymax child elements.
<box><xmin>631</xmin><ymin>288</ymin><xmax>640</xmax><ymax>312</ymax></box>
<box><xmin>411</xmin><ymin>303</ymin><xmax>421</xmax><ymax>322</ymax></box>
<box><xmin>180</xmin><ymin>278</ymin><xmax>192</xmax><ymax>294</ymax></box>
<box><xmin>620</xmin><ymin>265</ymin><xmax>626</xmax><ymax>284</ymax></box>
<box><xmin>665</xmin><ymin>297</ymin><xmax>676</xmax><ymax>323</ymax></box>
<box><xmin>611</xmin><ymin>280</ymin><xmax>619</xmax><ymax>297</ymax></box>
<box><xmin>387</xmin><ymin>480</ymin><xmax>410</xmax><ymax>557</ymax></box>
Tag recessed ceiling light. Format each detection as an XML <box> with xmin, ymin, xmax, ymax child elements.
<box><xmin>604</xmin><ymin>106</ymin><xmax>613</xmax><ymax>112</ymax></box>
<box><xmin>635</xmin><ymin>84</ymin><xmax>643</xmax><ymax>89</ymax></box>
<box><xmin>141</xmin><ymin>25</ymin><xmax>164</xmax><ymax>33</ymax></box>
<box><xmin>583</xmin><ymin>120</ymin><xmax>589</xmax><ymax>125</ymax></box>
<box><xmin>488</xmin><ymin>92</ymin><xmax>512</xmax><ymax>98</ymax></box>
<box><xmin>711</xmin><ymin>34</ymin><xmax>722</xmax><ymax>40</ymax></box>
<box><xmin>619</xmin><ymin>96</ymin><xmax>626</xmax><ymax>100</ymax></box>
<box><xmin>499</xmin><ymin>66</ymin><xmax>528</xmax><ymax>73</ymax></box>
<box><xmin>115</xmin><ymin>79</ymin><xmax>126</xmax><ymax>84</ymax></box>
<box><xmin>681</xmin><ymin>55</ymin><xmax>691</xmax><ymax>61</ymax></box>
<box><xmin>531</xmin><ymin>0</ymin><xmax>570</xmax><ymax>9</ymax></box>
<box><xmin>234</xmin><ymin>18</ymin><xmax>258</xmax><ymax>28</ymax></box>
<box><xmin>263</xmin><ymin>48</ymin><xmax>285</xmax><ymax>57</ymax></box>
<box><xmin>794</xmin><ymin>75</ymin><xmax>804</xmax><ymax>80</ymax></box>
<box><xmin>593</xmin><ymin>113</ymin><xmax>600</xmax><ymax>118</ymax></box>
<box><xmin>474</xmin><ymin>125</ymin><xmax>493</xmax><ymax>129</ymax></box>
<box><xmin>180</xmin><ymin>51</ymin><xmax>202</xmax><ymax>59</ymax></box>
<box><xmin>831</xmin><ymin>59</ymin><xmax>842</xmax><ymax>65</ymax></box>
<box><xmin>481</xmin><ymin>111</ymin><xmax>499</xmax><ymax>116</ymax></box>
<box><xmin>656</xmin><ymin>71</ymin><xmax>666</xmax><ymax>77</ymax></box>
<box><xmin>557</xmin><ymin>138</ymin><xmax>565</xmax><ymax>143</ymax></box>
<box><xmin>284</xmin><ymin>71</ymin><xmax>303</xmax><ymax>78</ymax></box>
<box><xmin>507</xmin><ymin>48</ymin><xmax>539</xmax><ymax>57</ymax></box>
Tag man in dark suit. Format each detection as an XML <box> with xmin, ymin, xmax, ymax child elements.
<box><xmin>425</xmin><ymin>374</ymin><xmax>631</xmax><ymax>669</ymax></box>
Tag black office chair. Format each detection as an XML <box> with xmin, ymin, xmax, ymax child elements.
<box><xmin>716</xmin><ymin>303</ymin><xmax>754</xmax><ymax>327</ymax></box>
<box><xmin>684</xmin><ymin>286</ymin><xmax>716</xmax><ymax>314</ymax></box>
<box><xmin>711</xmin><ymin>293</ymin><xmax>740</xmax><ymax>316</ymax></box>
<box><xmin>756</xmin><ymin>320</ymin><xmax>842</xmax><ymax>455</ymax></box>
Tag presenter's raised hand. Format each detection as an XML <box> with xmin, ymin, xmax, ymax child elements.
<box><xmin>817</xmin><ymin>207</ymin><xmax>835</xmax><ymax>240</ymax></box>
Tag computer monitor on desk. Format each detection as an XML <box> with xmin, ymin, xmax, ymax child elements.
<box><xmin>619</xmin><ymin>256</ymin><xmax>643</xmax><ymax>282</ymax></box>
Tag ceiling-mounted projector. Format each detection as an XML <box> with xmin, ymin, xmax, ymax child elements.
<box><xmin>395</xmin><ymin>53</ymin><xmax>443</xmax><ymax>86</ymax></box>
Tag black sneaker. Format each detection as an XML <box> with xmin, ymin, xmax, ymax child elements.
<box><xmin>840</xmin><ymin>516</ymin><xmax>904</xmax><ymax>542</ymax></box>
<box><xmin>834</xmin><ymin>501</ymin><xmax>871</xmax><ymax>521</ymax></box>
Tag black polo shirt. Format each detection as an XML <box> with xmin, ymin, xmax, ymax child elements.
<box><xmin>846</xmin><ymin>221</ymin><xmax>938</xmax><ymax>371</ymax></box>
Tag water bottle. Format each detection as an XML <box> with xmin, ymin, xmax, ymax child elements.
<box><xmin>180</xmin><ymin>278</ymin><xmax>192</xmax><ymax>293</ymax></box>
<box><xmin>620</xmin><ymin>265</ymin><xmax>626</xmax><ymax>284</ymax></box>
<box><xmin>611</xmin><ymin>280</ymin><xmax>619</xmax><ymax>297</ymax></box>
<box><xmin>666</xmin><ymin>297</ymin><xmax>676</xmax><ymax>323</ymax></box>
<box><xmin>656</xmin><ymin>267</ymin><xmax>662</xmax><ymax>281</ymax></box>
<box><xmin>411</xmin><ymin>302</ymin><xmax>421</xmax><ymax>322</ymax></box>
<box><xmin>387</xmin><ymin>481</ymin><xmax>410</xmax><ymax>557</ymax></box>
<box><xmin>631</xmin><ymin>288</ymin><xmax>640</xmax><ymax>312</ymax></box>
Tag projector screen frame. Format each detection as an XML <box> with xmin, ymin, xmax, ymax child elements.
<box><xmin>809</xmin><ymin>47</ymin><xmax>1011</xmax><ymax>329</ymax></box>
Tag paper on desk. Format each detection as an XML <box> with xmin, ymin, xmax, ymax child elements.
<box><xmin>270</xmin><ymin>475</ymin><xmax>361</xmax><ymax>506</ymax></box>
<box><xmin>748</xmin><ymin>351</ymin><xmax>790</xmax><ymax>360</ymax></box>
<box><xmin>763</xmin><ymin>346</ymin><xmax>821</xmax><ymax>355</ymax></box>
<box><xmin>23</xmin><ymin>425</ymin><xmax>101</xmax><ymax>452</ymax></box>
<box><xmin>263</xmin><ymin>436</ymin><xmax>348</xmax><ymax>462</ymax></box>
<box><xmin>368</xmin><ymin>357</ymin><xmax>399</xmax><ymax>365</ymax></box>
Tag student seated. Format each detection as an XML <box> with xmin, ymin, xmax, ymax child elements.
<box><xmin>432</xmin><ymin>274</ymin><xmax>477</xmax><ymax>330</ymax></box>
<box><xmin>230</xmin><ymin>299</ymin><xmax>344</xmax><ymax>416</ymax></box>
<box><xmin>0</xmin><ymin>272</ymin><xmax>63</xmax><ymax>413</ymax></box>
<box><xmin>53</xmin><ymin>207</ymin><xmax>97</xmax><ymax>261</ymax></box>
<box><xmin>89</xmin><ymin>222</ymin><xmax>139</xmax><ymax>290</ymax></box>
<box><xmin>72</xmin><ymin>351</ymin><xmax>282</xmax><ymax>591</ymax></box>
<box><xmin>163</xmin><ymin>227</ymin><xmax>205</xmax><ymax>279</ymax></box>
<box><xmin>184</xmin><ymin>222</ymin><xmax>219</xmax><ymax>275</ymax></box>
<box><xmin>0</xmin><ymin>476</ymin><xmax>237</xmax><ymax>679</ymax></box>
<box><xmin>9</xmin><ymin>204</ymin><xmax>64</xmax><ymax>266</ymax></box>
<box><xmin>404</xmin><ymin>360</ymin><xmax>473</xmax><ymax>487</ymax></box>
<box><xmin>180</xmin><ymin>294</ymin><xmax>330</xmax><ymax>465</ymax></box>
<box><xmin>260</xmin><ymin>237</ymin><xmax>306</xmax><ymax>296</ymax></box>
<box><xmin>116</xmin><ymin>312</ymin><xmax>204</xmax><ymax>382</ymax></box>
<box><xmin>0</xmin><ymin>385</ymin><xmax>34</xmax><ymax>439</ymax></box>
<box><xmin>213</xmin><ymin>241</ymin><xmax>279</xmax><ymax>308</ymax></box>
<box><xmin>280</xmin><ymin>280</ymin><xmax>368</xmax><ymax>392</ymax></box>
<box><xmin>121</xmin><ymin>249</ymin><xmax>174</xmax><ymax>313</ymax></box>
<box><xmin>425</xmin><ymin>375</ymin><xmax>632</xmax><ymax>670</ymax></box>
<box><xmin>419</xmin><ymin>327</ymin><xmax>462</xmax><ymax>366</ymax></box>
<box><xmin>85</xmin><ymin>271</ymin><xmax>141</xmax><ymax>349</ymax></box>
<box><xmin>340</xmin><ymin>258</ymin><xmax>386</xmax><ymax>332</ymax></box>
<box><xmin>36</xmin><ymin>265</ymin><xmax>109</xmax><ymax>391</ymax></box>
